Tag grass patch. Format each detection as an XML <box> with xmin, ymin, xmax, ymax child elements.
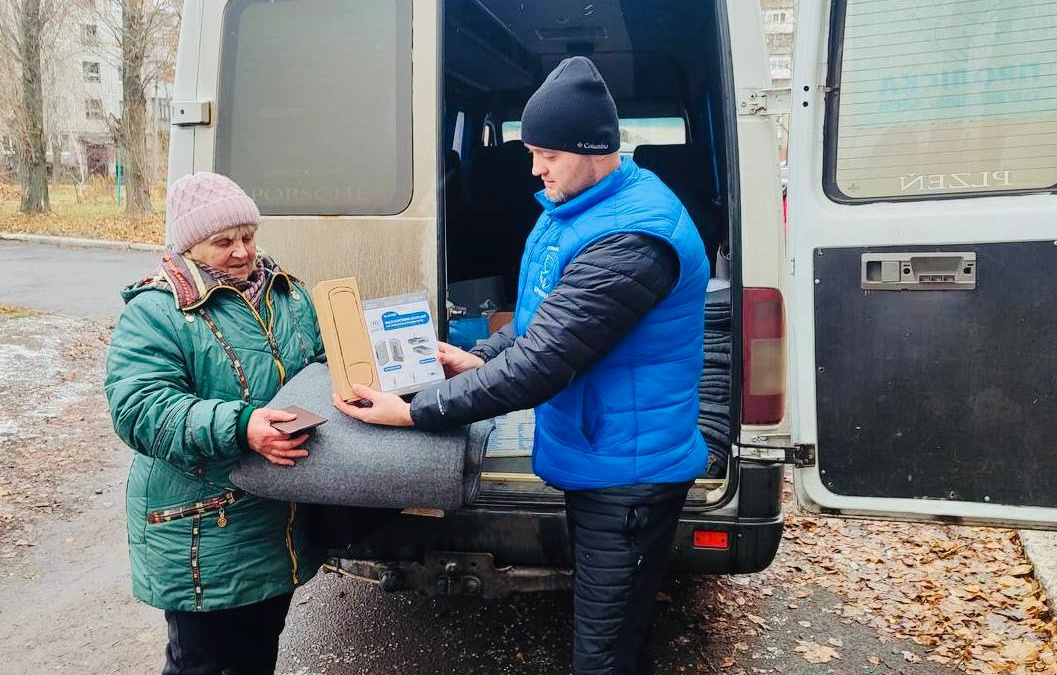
<box><xmin>0</xmin><ymin>305</ymin><xmax>39</xmax><ymax>318</ymax></box>
<box><xmin>0</xmin><ymin>181</ymin><xmax>165</xmax><ymax>245</ymax></box>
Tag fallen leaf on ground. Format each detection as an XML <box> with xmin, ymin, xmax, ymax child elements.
<box><xmin>1000</xmin><ymin>640</ymin><xmax>1040</xmax><ymax>663</ymax></box>
<box><xmin>795</xmin><ymin>641</ymin><xmax>840</xmax><ymax>664</ymax></box>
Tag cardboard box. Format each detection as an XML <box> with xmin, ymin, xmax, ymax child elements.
<box><xmin>312</xmin><ymin>278</ymin><xmax>445</xmax><ymax>401</ymax></box>
<box><xmin>362</xmin><ymin>292</ymin><xmax>445</xmax><ymax>396</ymax></box>
<box><xmin>485</xmin><ymin>409</ymin><xmax>535</xmax><ymax>457</ymax></box>
<box><xmin>488</xmin><ymin>311</ymin><xmax>514</xmax><ymax>335</ymax></box>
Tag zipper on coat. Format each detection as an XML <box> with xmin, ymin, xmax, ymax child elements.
<box><xmin>242</xmin><ymin>275</ymin><xmax>287</xmax><ymax>386</ymax></box>
<box><xmin>146</xmin><ymin>490</ymin><xmax>240</xmax><ymax>524</ymax></box>
<box><xmin>196</xmin><ymin>278</ymin><xmax>288</xmax><ymax>389</ymax></box>
<box><xmin>286</xmin><ymin>502</ymin><xmax>300</xmax><ymax>585</ymax></box>
<box><xmin>293</xmin><ymin>319</ymin><xmax>311</xmax><ymax>367</ymax></box>
<box><xmin>191</xmin><ymin>514</ymin><xmax>203</xmax><ymax>609</ymax></box>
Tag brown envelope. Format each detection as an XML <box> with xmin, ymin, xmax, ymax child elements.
<box><xmin>311</xmin><ymin>277</ymin><xmax>378</xmax><ymax>402</ymax></box>
<box><xmin>270</xmin><ymin>406</ymin><xmax>327</xmax><ymax>435</ymax></box>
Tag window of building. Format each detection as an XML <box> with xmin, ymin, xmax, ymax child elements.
<box><xmin>85</xmin><ymin>99</ymin><xmax>105</xmax><ymax>121</ymax></box>
<box><xmin>82</xmin><ymin>24</ymin><xmax>98</xmax><ymax>44</ymax></box>
<box><xmin>772</xmin><ymin>56</ymin><xmax>791</xmax><ymax>68</ymax></box>
<box><xmin>827</xmin><ymin>0</ymin><xmax>1057</xmax><ymax>201</ymax></box>
<box><xmin>83</xmin><ymin>61</ymin><xmax>101</xmax><ymax>83</ymax></box>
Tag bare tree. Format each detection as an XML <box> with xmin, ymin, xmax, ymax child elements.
<box><xmin>0</xmin><ymin>44</ymin><xmax>22</xmax><ymax>180</ymax></box>
<box><xmin>41</xmin><ymin>14</ymin><xmax>84</xmax><ymax>185</ymax></box>
<box><xmin>0</xmin><ymin>0</ymin><xmax>54</xmax><ymax>212</ymax></box>
<box><xmin>87</xmin><ymin>0</ymin><xmax>178</xmax><ymax>217</ymax></box>
<box><xmin>0</xmin><ymin>0</ymin><xmax>79</xmax><ymax>210</ymax></box>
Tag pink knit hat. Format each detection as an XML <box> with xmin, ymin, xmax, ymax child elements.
<box><xmin>166</xmin><ymin>172</ymin><xmax>261</xmax><ymax>253</ymax></box>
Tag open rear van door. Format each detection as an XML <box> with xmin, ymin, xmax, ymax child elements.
<box><xmin>788</xmin><ymin>0</ymin><xmax>1057</xmax><ymax>529</ymax></box>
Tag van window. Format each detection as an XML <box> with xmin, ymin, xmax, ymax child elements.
<box><xmin>827</xmin><ymin>0</ymin><xmax>1057</xmax><ymax>201</ymax></box>
<box><xmin>502</xmin><ymin>118</ymin><xmax>687</xmax><ymax>154</ymax></box>
<box><xmin>216</xmin><ymin>0</ymin><xmax>412</xmax><ymax>216</ymax></box>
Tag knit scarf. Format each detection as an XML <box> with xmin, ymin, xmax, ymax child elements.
<box><xmin>197</xmin><ymin>261</ymin><xmax>270</xmax><ymax>308</ymax></box>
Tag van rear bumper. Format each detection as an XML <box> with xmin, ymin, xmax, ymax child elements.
<box><xmin>324</xmin><ymin>510</ymin><xmax>783</xmax><ymax>598</ymax></box>
<box><xmin>323</xmin><ymin>463</ymin><xmax>785</xmax><ymax>596</ymax></box>
<box><xmin>669</xmin><ymin>512</ymin><xmax>785</xmax><ymax>575</ymax></box>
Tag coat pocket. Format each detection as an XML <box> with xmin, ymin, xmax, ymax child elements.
<box><xmin>580</xmin><ymin>380</ymin><xmax>604</xmax><ymax>448</ymax></box>
<box><xmin>146</xmin><ymin>490</ymin><xmax>241</xmax><ymax>527</ymax></box>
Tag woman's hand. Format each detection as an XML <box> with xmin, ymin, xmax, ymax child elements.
<box><xmin>437</xmin><ymin>341</ymin><xmax>484</xmax><ymax>378</ymax></box>
<box><xmin>332</xmin><ymin>386</ymin><xmax>413</xmax><ymax>427</ymax></box>
<box><xmin>247</xmin><ymin>408</ymin><xmax>310</xmax><ymax>466</ymax></box>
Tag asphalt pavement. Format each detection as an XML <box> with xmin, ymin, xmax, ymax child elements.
<box><xmin>0</xmin><ymin>239</ymin><xmax>158</xmax><ymax>318</ymax></box>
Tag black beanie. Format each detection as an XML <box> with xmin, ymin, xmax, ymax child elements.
<box><xmin>520</xmin><ymin>56</ymin><xmax>620</xmax><ymax>155</ymax></box>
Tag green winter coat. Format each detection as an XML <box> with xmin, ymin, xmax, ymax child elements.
<box><xmin>105</xmin><ymin>251</ymin><xmax>325</xmax><ymax>612</ymax></box>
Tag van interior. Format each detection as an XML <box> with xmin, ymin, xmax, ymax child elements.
<box><xmin>442</xmin><ymin>0</ymin><xmax>735</xmax><ymax>488</ymax></box>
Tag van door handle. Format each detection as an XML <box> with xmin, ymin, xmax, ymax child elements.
<box><xmin>171</xmin><ymin>100</ymin><xmax>212</xmax><ymax>127</ymax></box>
<box><xmin>861</xmin><ymin>252</ymin><xmax>976</xmax><ymax>291</ymax></box>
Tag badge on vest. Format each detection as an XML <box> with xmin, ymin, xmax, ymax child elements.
<box><xmin>534</xmin><ymin>250</ymin><xmax>558</xmax><ymax>298</ymax></box>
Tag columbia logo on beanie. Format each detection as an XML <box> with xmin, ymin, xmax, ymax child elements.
<box><xmin>520</xmin><ymin>56</ymin><xmax>620</xmax><ymax>156</ymax></box>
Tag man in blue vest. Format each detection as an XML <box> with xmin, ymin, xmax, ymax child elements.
<box><xmin>336</xmin><ymin>56</ymin><xmax>710</xmax><ymax>674</ymax></box>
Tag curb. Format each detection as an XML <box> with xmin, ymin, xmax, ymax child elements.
<box><xmin>0</xmin><ymin>232</ymin><xmax>163</xmax><ymax>253</ymax></box>
<box><xmin>1020</xmin><ymin>530</ymin><xmax>1057</xmax><ymax>615</ymax></box>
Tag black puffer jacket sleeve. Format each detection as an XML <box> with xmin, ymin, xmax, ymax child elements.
<box><xmin>468</xmin><ymin>322</ymin><xmax>515</xmax><ymax>362</ymax></box>
<box><xmin>411</xmin><ymin>233</ymin><xmax>679</xmax><ymax>431</ymax></box>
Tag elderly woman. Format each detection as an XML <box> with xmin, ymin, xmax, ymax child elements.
<box><xmin>105</xmin><ymin>172</ymin><xmax>324</xmax><ymax>674</ymax></box>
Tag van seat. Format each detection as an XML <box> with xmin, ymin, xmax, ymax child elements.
<box><xmin>466</xmin><ymin>140</ymin><xmax>543</xmax><ymax>298</ymax></box>
<box><xmin>633</xmin><ymin>144</ymin><xmax>721</xmax><ymax>264</ymax></box>
<box><xmin>444</xmin><ymin>149</ymin><xmax>476</xmax><ymax>282</ymax></box>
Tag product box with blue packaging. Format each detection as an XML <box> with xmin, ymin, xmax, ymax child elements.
<box><xmin>313</xmin><ymin>278</ymin><xmax>445</xmax><ymax>401</ymax></box>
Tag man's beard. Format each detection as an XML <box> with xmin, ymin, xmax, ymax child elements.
<box><xmin>544</xmin><ymin>160</ymin><xmax>595</xmax><ymax>203</ymax></box>
<box><xmin>545</xmin><ymin>182</ymin><xmax>590</xmax><ymax>204</ymax></box>
<box><xmin>545</xmin><ymin>187</ymin><xmax>569</xmax><ymax>203</ymax></box>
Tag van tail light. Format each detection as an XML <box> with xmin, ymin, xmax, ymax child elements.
<box><xmin>741</xmin><ymin>287</ymin><xmax>786</xmax><ymax>425</ymax></box>
<box><xmin>693</xmin><ymin>530</ymin><xmax>729</xmax><ymax>549</ymax></box>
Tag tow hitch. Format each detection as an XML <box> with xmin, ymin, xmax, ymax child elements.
<box><xmin>324</xmin><ymin>551</ymin><xmax>572</xmax><ymax>599</ymax></box>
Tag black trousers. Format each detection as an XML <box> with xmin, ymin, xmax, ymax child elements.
<box><xmin>564</xmin><ymin>481</ymin><xmax>693</xmax><ymax>675</ymax></box>
<box><xmin>162</xmin><ymin>592</ymin><xmax>293</xmax><ymax>675</ymax></box>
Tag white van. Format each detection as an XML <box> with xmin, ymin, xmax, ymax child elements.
<box><xmin>167</xmin><ymin>0</ymin><xmax>1056</xmax><ymax>596</ymax></box>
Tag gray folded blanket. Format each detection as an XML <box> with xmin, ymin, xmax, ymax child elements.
<box><xmin>230</xmin><ymin>363</ymin><xmax>491</xmax><ymax>510</ymax></box>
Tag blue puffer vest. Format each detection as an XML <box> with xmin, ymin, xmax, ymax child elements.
<box><xmin>514</xmin><ymin>157</ymin><xmax>710</xmax><ymax>490</ymax></box>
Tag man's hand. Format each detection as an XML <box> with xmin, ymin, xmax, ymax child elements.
<box><xmin>437</xmin><ymin>341</ymin><xmax>484</xmax><ymax>378</ymax></box>
<box><xmin>247</xmin><ymin>408</ymin><xmax>310</xmax><ymax>466</ymax></box>
<box><xmin>332</xmin><ymin>386</ymin><xmax>413</xmax><ymax>427</ymax></box>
